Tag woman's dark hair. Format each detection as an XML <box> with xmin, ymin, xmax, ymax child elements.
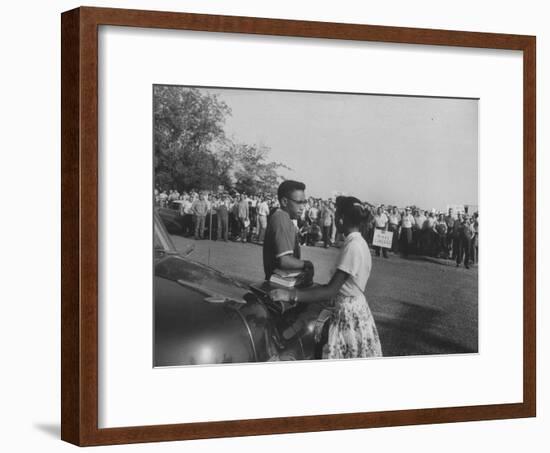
<box><xmin>277</xmin><ymin>180</ymin><xmax>306</xmax><ymax>202</ymax></box>
<box><xmin>335</xmin><ymin>196</ymin><xmax>364</xmax><ymax>227</ymax></box>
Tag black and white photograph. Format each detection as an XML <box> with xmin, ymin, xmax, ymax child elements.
<box><xmin>153</xmin><ymin>84</ymin><xmax>479</xmax><ymax>367</ymax></box>
<box><xmin>4</xmin><ymin>0</ymin><xmax>545</xmax><ymax>451</ymax></box>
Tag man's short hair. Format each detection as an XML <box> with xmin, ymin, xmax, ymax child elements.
<box><xmin>277</xmin><ymin>180</ymin><xmax>306</xmax><ymax>202</ymax></box>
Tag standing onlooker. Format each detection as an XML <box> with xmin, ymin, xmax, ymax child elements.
<box><xmin>388</xmin><ymin>206</ymin><xmax>401</xmax><ymax>253</ymax></box>
<box><xmin>207</xmin><ymin>194</ymin><xmax>217</xmax><ymax>239</ymax></box>
<box><xmin>435</xmin><ymin>213</ymin><xmax>448</xmax><ymax>258</ymax></box>
<box><xmin>399</xmin><ymin>207</ymin><xmax>415</xmax><ymax>257</ymax></box>
<box><xmin>229</xmin><ymin>196</ymin><xmax>239</xmax><ymax>239</ymax></box>
<box><xmin>373</xmin><ymin>206</ymin><xmax>389</xmax><ymax>258</ymax></box>
<box><xmin>191</xmin><ymin>192</ymin><xmax>209</xmax><ymax>240</ymax></box>
<box><xmin>413</xmin><ymin>209</ymin><xmax>426</xmax><ymax>254</ymax></box>
<box><xmin>237</xmin><ymin>194</ymin><xmax>250</xmax><ymax>243</ymax></box>
<box><xmin>445</xmin><ymin>208</ymin><xmax>456</xmax><ymax>259</ymax></box>
<box><xmin>456</xmin><ymin>214</ymin><xmax>474</xmax><ymax>268</ymax></box>
<box><xmin>471</xmin><ymin>212</ymin><xmax>479</xmax><ymax>264</ymax></box>
<box><xmin>249</xmin><ymin>195</ymin><xmax>258</xmax><ymax>240</ymax></box>
<box><xmin>216</xmin><ymin>196</ymin><xmax>230</xmax><ymax>241</ymax></box>
<box><xmin>452</xmin><ymin>212</ymin><xmax>464</xmax><ymax>264</ymax></box>
<box><xmin>256</xmin><ymin>196</ymin><xmax>270</xmax><ymax>244</ymax></box>
<box><xmin>308</xmin><ymin>200</ymin><xmax>319</xmax><ymax>225</ymax></box>
<box><xmin>180</xmin><ymin>195</ymin><xmax>194</xmax><ymax>237</ymax></box>
<box><xmin>320</xmin><ymin>200</ymin><xmax>335</xmax><ymax>248</ymax></box>
<box><xmin>425</xmin><ymin>211</ymin><xmax>438</xmax><ymax>256</ymax></box>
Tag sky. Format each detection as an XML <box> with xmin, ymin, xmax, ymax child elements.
<box><xmin>199</xmin><ymin>87</ymin><xmax>478</xmax><ymax>211</ymax></box>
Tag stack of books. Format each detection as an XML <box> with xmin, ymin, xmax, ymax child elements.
<box><xmin>269</xmin><ymin>269</ymin><xmax>304</xmax><ymax>288</ymax></box>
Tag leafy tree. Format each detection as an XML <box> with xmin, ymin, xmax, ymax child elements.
<box><xmin>231</xmin><ymin>143</ymin><xmax>291</xmax><ymax>195</ymax></box>
<box><xmin>153</xmin><ymin>86</ymin><xmax>232</xmax><ymax>191</ymax></box>
<box><xmin>154</xmin><ymin>86</ymin><xmax>289</xmax><ymax>195</ymax></box>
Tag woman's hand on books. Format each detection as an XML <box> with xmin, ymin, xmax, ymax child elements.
<box><xmin>270</xmin><ymin>289</ymin><xmax>291</xmax><ymax>302</ymax></box>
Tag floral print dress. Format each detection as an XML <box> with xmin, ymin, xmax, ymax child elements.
<box><xmin>321</xmin><ymin>231</ymin><xmax>382</xmax><ymax>359</ymax></box>
<box><xmin>322</xmin><ymin>292</ymin><xmax>382</xmax><ymax>359</ymax></box>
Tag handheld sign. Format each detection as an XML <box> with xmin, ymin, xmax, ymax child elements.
<box><xmin>373</xmin><ymin>230</ymin><xmax>393</xmax><ymax>249</ymax></box>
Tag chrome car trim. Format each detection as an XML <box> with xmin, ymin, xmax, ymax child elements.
<box><xmin>176</xmin><ymin>279</ymin><xmax>246</xmax><ymax>304</ymax></box>
<box><xmin>232</xmin><ymin>308</ymin><xmax>258</xmax><ymax>362</ymax></box>
<box><xmin>297</xmin><ymin>338</ymin><xmax>305</xmax><ymax>359</ymax></box>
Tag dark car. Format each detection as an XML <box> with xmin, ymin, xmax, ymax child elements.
<box><xmin>154</xmin><ymin>211</ymin><xmax>326</xmax><ymax>366</ymax></box>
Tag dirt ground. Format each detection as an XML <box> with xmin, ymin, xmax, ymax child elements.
<box><xmin>171</xmin><ymin>235</ymin><xmax>478</xmax><ymax>357</ymax></box>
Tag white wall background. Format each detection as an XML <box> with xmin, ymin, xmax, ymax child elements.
<box><xmin>0</xmin><ymin>0</ymin><xmax>546</xmax><ymax>451</ymax></box>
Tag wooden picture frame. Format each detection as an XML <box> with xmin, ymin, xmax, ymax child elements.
<box><xmin>61</xmin><ymin>6</ymin><xmax>536</xmax><ymax>446</ymax></box>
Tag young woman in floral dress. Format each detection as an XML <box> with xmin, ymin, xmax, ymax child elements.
<box><xmin>270</xmin><ymin>196</ymin><xmax>382</xmax><ymax>359</ymax></box>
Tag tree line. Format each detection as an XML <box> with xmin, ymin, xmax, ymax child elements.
<box><xmin>154</xmin><ymin>85</ymin><xmax>289</xmax><ymax>195</ymax></box>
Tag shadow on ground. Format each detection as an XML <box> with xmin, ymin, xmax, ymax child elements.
<box><xmin>374</xmin><ymin>300</ymin><xmax>477</xmax><ymax>356</ymax></box>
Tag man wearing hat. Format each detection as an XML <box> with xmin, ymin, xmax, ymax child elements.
<box><xmin>399</xmin><ymin>207</ymin><xmax>415</xmax><ymax>258</ymax></box>
<box><xmin>456</xmin><ymin>213</ymin><xmax>474</xmax><ymax>269</ymax></box>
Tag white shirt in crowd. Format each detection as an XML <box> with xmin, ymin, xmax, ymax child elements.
<box><xmin>257</xmin><ymin>201</ymin><xmax>270</xmax><ymax>216</ymax></box>
<box><xmin>181</xmin><ymin>199</ymin><xmax>193</xmax><ymax>215</ymax></box>
<box><xmin>374</xmin><ymin>213</ymin><xmax>388</xmax><ymax>228</ymax></box>
<box><xmin>401</xmin><ymin>214</ymin><xmax>415</xmax><ymax>228</ymax></box>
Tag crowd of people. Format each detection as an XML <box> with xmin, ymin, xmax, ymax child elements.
<box><xmin>155</xmin><ymin>188</ymin><xmax>479</xmax><ymax>269</ymax></box>
<box><xmin>369</xmin><ymin>205</ymin><xmax>479</xmax><ymax>269</ymax></box>
<box><xmin>155</xmin><ymin>188</ymin><xmax>279</xmax><ymax>244</ymax></box>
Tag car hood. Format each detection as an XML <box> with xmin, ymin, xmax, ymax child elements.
<box><xmin>155</xmin><ymin>254</ymin><xmax>252</xmax><ymax>303</ymax></box>
<box><xmin>154</xmin><ymin>276</ymin><xmax>272</xmax><ymax>366</ymax></box>
<box><xmin>154</xmin><ymin>258</ymin><xmax>273</xmax><ymax>366</ymax></box>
